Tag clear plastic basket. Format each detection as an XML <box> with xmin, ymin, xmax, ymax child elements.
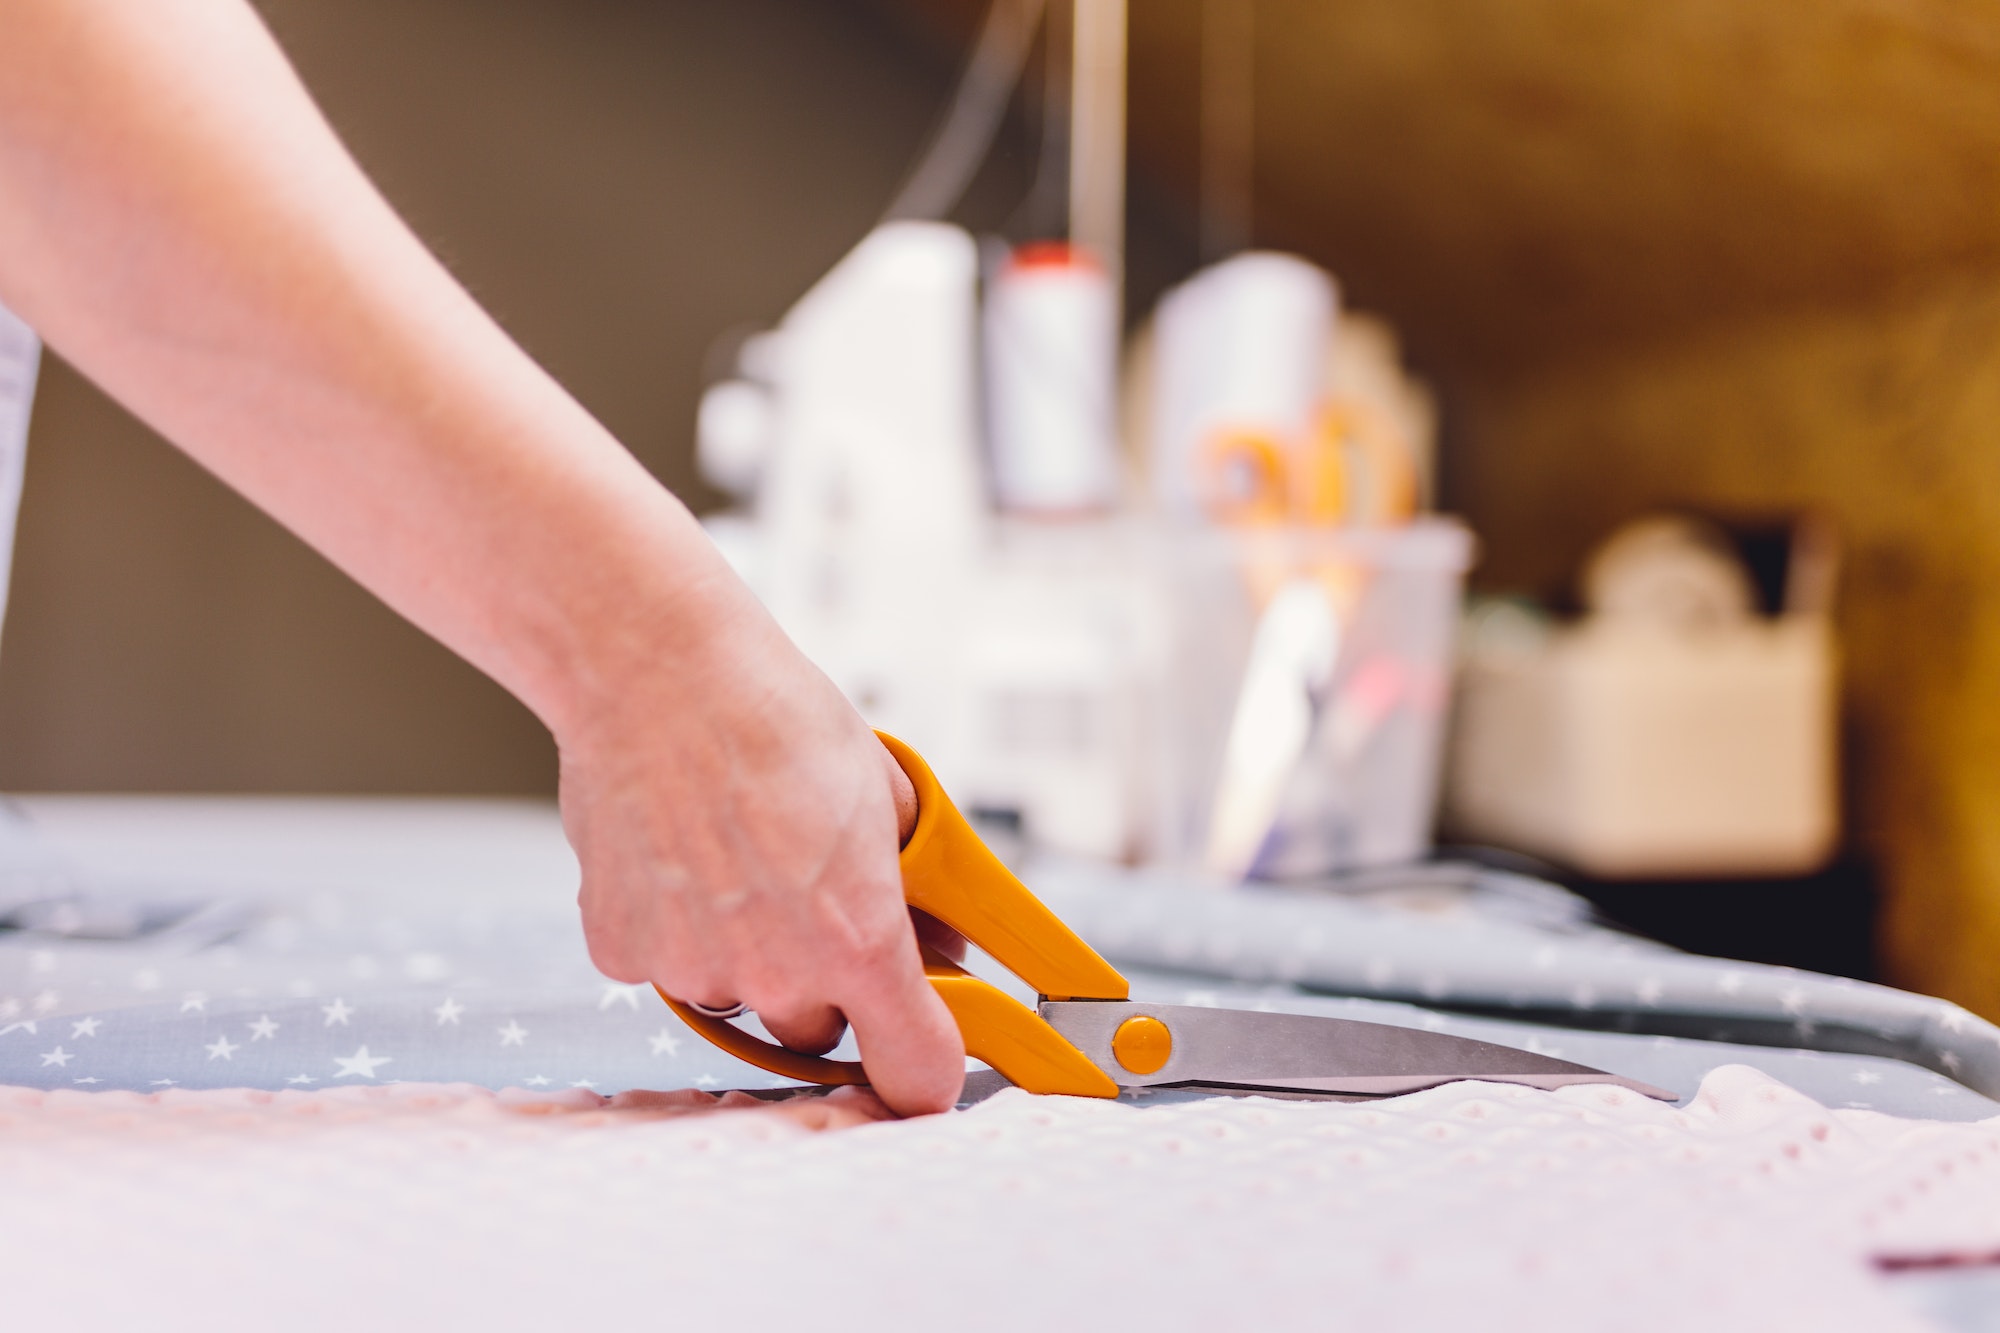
<box><xmin>1153</xmin><ymin>517</ymin><xmax>1475</xmax><ymax>878</ymax></box>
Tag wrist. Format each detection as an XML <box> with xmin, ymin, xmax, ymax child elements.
<box><xmin>479</xmin><ymin>472</ymin><xmax>756</xmax><ymax>749</ymax></box>
<box><xmin>538</xmin><ymin>556</ymin><xmax>766</xmax><ymax>757</ymax></box>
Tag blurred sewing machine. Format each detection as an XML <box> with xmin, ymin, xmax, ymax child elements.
<box><xmin>676</xmin><ymin>0</ymin><xmax>1470</xmax><ymax>881</ymax></box>
<box><xmin>696</xmin><ymin>224</ymin><xmax>1458</xmax><ymax>877</ymax></box>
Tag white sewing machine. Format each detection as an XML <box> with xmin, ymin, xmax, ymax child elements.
<box><xmin>700</xmin><ymin>222</ymin><xmax>1164</xmax><ymax>862</ymax></box>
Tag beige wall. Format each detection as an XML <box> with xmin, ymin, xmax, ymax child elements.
<box><xmin>1</xmin><ymin>0</ymin><xmax>961</xmax><ymax>793</ymax></box>
<box><xmin>1458</xmin><ymin>274</ymin><xmax>2000</xmax><ymax>1017</ymax></box>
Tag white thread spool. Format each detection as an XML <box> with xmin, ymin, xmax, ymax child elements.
<box><xmin>983</xmin><ymin>242</ymin><xmax>1121</xmax><ymax>515</ymax></box>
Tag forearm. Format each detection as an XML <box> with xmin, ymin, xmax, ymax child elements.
<box><xmin>0</xmin><ymin>0</ymin><xmax>737</xmax><ymax>738</ymax></box>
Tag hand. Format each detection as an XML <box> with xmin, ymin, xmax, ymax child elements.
<box><xmin>556</xmin><ymin>594</ymin><xmax>965</xmax><ymax>1117</ymax></box>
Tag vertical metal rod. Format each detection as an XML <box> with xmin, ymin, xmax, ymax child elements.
<box><xmin>1069</xmin><ymin>0</ymin><xmax>1126</xmax><ymax>300</ymax></box>
<box><xmin>1023</xmin><ymin>0</ymin><xmax>1073</xmax><ymax>240</ymax></box>
<box><xmin>1200</xmin><ymin>0</ymin><xmax>1255</xmax><ymax>261</ymax></box>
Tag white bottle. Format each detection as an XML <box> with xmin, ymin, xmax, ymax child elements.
<box><xmin>983</xmin><ymin>242</ymin><xmax>1121</xmax><ymax>515</ymax></box>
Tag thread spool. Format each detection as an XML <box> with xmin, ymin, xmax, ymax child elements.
<box><xmin>984</xmin><ymin>242</ymin><xmax>1121</xmax><ymax>515</ymax></box>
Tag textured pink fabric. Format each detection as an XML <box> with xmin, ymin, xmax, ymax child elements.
<box><xmin>0</xmin><ymin>1064</ymin><xmax>1994</xmax><ymax>1330</ymax></box>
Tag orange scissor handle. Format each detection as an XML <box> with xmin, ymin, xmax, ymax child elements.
<box><xmin>1198</xmin><ymin>429</ymin><xmax>1292</xmax><ymax>527</ymax></box>
<box><xmin>657</xmin><ymin>734</ymin><xmax>1126</xmax><ymax>1098</ymax></box>
<box><xmin>882</xmin><ymin>732</ymin><xmax>1128</xmax><ymax>1003</ymax></box>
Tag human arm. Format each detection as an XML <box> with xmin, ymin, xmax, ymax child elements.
<box><xmin>0</xmin><ymin>0</ymin><xmax>962</xmax><ymax>1113</ymax></box>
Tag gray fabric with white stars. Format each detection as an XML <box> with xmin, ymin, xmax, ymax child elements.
<box><xmin>0</xmin><ymin>797</ymin><xmax>1992</xmax><ymax>1122</ymax></box>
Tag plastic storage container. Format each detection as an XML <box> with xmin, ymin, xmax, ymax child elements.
<box><xmin>1154</xmin><ymin>517</ymin><xmax>1474</xmax><ymax>878</ymax></box>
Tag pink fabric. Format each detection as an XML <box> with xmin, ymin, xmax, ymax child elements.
<box><xmin>1</xmin><ymin>1064</ymin><xmax>1994</xmax><ymax>1330</ymax></box>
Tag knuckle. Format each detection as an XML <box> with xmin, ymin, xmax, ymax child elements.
<box><xmin>581</xmin><ymin>918</ymin><xmax>642</xmax><ymax>981</ymax></box>
<box><xmin>586</xmin><ymin>938</ymin><xmax>642</xmax><ymax>984</ymax></box>
<box><xmin>854</xmin><ymin>917</ymin><xmax>917</xmax><ymax>974</ymax></box>
<box><xmin>584</xmin><ymin>944</ymin><xmax>640</xmax><ymax>984</ymax></box>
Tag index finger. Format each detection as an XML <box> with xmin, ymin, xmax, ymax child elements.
<box><xmin>837</xmin><ymin>946</ymin><xmax>965</xmax><ymax>1116</ymax></box>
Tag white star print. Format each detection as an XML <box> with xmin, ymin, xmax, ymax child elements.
<box><xmin>149</xmin><ymin>1079</ymin><xmax>177</xmax><ymax>1086</ymax></box>
<box><xmin>1635</xmin><ymin>978</ymin><xmax>1665</xmax><ymax>1006</ymax></box>
<box><xmin>0</xmin><ymin>997</ymin><xmax>17</xmax><ymax>1019</ymax></box>
<box><xmin>206</xmin><ymin>1036</ymin><xmax>240</xmax><ymax>1061</ymax></box>
<box><xmin>70</xmin><ymin>1017</ymin><xmax>102</xmax><ymax>1038</ymax></box>
<box><xmin>247</xmin><ymin>1015</ymin><xmax>279</xmax><ymax>1041</ymax></box>
<box><xmin>1</xmin><ymin>1020</ymin><xmax>39</xmax><ymax>1037</ymax></box>
<box><xmin>72</xmin><ymin>1077</ymin><xmax>99</xmax><ymax>1085</ymax></box>
<box><xmin>598</xmin><ymin>983</ymin><xmax>647</xmax><ymax>1011</ymax></box>
<box><xmin>321</xmin><ymin>998</ymin><xmax>354</xmax><ymax>1027</ymax></box>
<box><xmin>570</xmin><ymin>1079</ymin><xmax>597</xmax><ymax>1088</ymax></box>
<box><xmin>694</xmin><ymin>1074</ymin><xmax>719</xmax><ymax>1088</ymax></box>
<box><xmin>433</xmin><ymin>997</ymin><xmax>465</xmax><ymax>1025</ymax></box>
<box><xmin>1778</xmin><ymin>988</ymin><xmax>1808</xmax><ymax>1015</ymax></box>
<box><xmin>28</xmin><ymin>948</ymin><xmax>56</xmax><ymax>974</ymax></box>
<box><xmin>286</xmin><ymin>1074</ymin><xmax>318</xmax><ymax>1085</ymax></box>
<box><xmin>1716</xmin><ymin>972</ymin><xmax>1746</xmax><ymax>995</ymax></box>
<box><xmin>31</xmin><ymin>989</ymin><xmax>59</xmax><ymax>1013</ymax></box>
<box><xmin>1939</xmin><ymin>1007</ymin><xmax>1971</xmax><ymax>1034</ymax></box>
<box><xmin>1853</xmin><ymin>1069</ymin><xmax>1882</xmax><ymax>1085</ymax></box>
<box><xmin>649</xmin><ymin>1029</ymin><xmax>681</xmax><ymax>1057</ymax></box>
<box><xmin>39</xmin><ymin>1046</ymin><xmax>72</xmax><ymax>1068</ymax></box>
<box><xmin>132</xmin><ymin>968</ymin><xmax>162</xmax><ymax>991</ymax></box>
<box><xmin>180</xmin><ymin>992</ymin><xmax>208</xmax><ymax>1014</ymax></box>
<box><xmin>333</xmin><ymin>1046</ymin><xmax>391</xmax><ymax>1079</ymax></box>
<box><xmin>524</xmin><ymin>1075</ymin><xmax>550</xmax><ymax>1087</ymax></box>
<box><xmin>497</xmin><ymin>1020</ymin><xmax>528</xmax><ymax>1047</ymax></box>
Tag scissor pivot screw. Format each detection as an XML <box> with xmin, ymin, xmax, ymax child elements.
<box><xmin>1111</xmin><ymin>1015</ymin><xmax>1173</xmax><ymax>1075</ymax></box>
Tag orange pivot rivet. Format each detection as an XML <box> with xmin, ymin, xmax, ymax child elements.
<box><xmin>1111</xmin><ymin>1015</ymin><xmax>1173</xmax><ymax>1075</ymax></box>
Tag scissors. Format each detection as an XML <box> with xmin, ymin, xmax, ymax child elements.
<box><xmin>1196</xmin><ymin>397</ymin><xmax>1419</xmax><ymax>531</ymax></box>
<box><xmin>660</xmin><ymin>734</ymin><xmax>1672</xmax><ymax>1102</ymax></box>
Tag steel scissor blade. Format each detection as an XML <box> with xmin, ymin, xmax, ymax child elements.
<box><xmin>1041</xmin><ymin>1001</ymin><xmax>1677</xmax><ymax>1101</ymax></box>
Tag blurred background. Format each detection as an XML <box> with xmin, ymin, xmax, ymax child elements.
<box><xmin>4</xmin><ymin>0</ymin><xmax>1997</xmax><ymax>1023</ymax></box>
